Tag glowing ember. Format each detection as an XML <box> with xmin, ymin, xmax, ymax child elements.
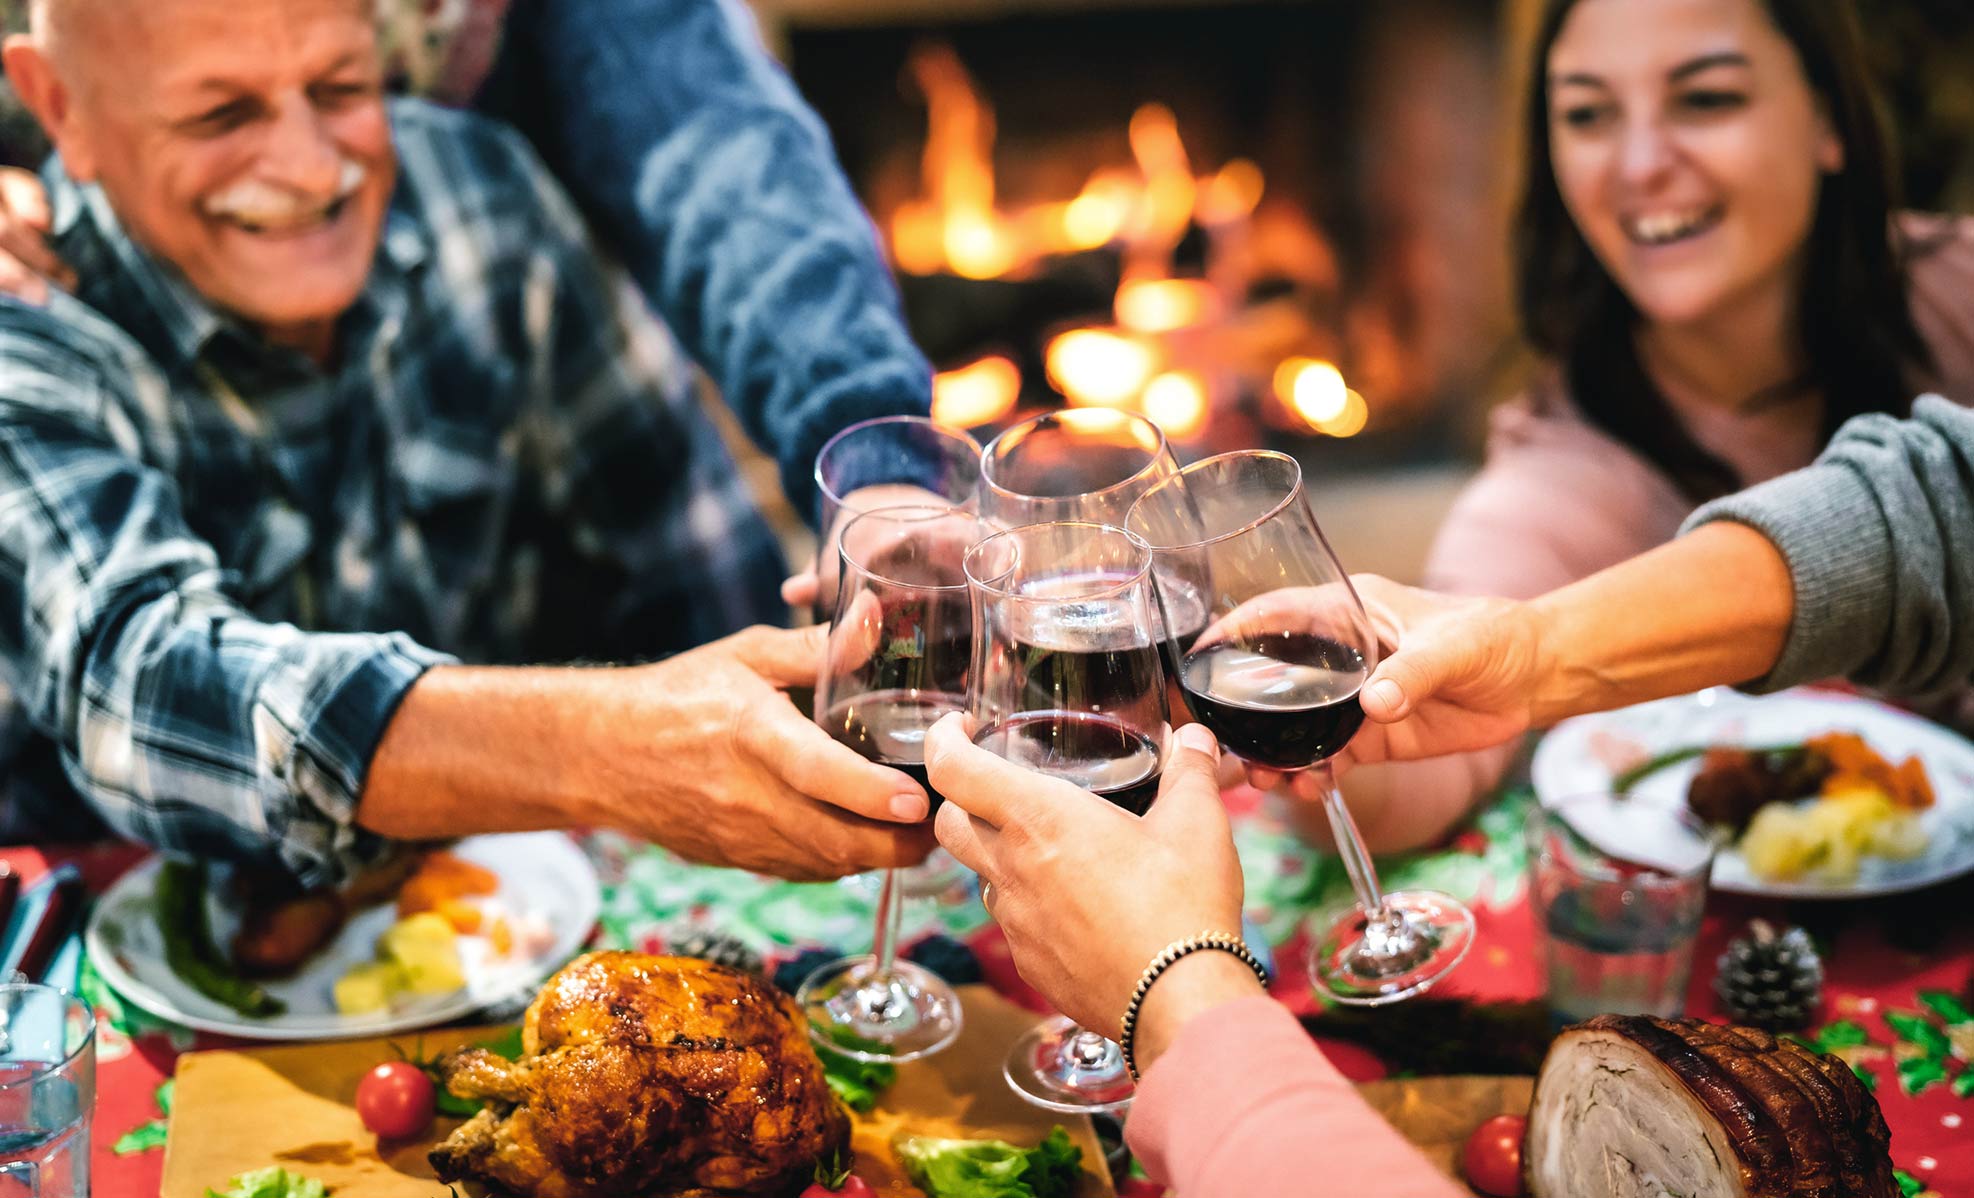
<box><xmin>1116</xmin><ymin>278</ymin><xmax>1218</xmax><ymax>334</ymax></box>
<box><xmin>1142</xmin><ymin>371</ymin><xmax>1209</xmax><ymax>440</ymax></box>
<box><xmin>931</xmin><ymin>355</ymin><xmax>1022</xmax><ymax>429</ymax></box>
<box><xmin>1277</xmin><ymin>358</ymin><xmax>1347</xmax><ymax>426</ymax></box>
<box><xmin>1046</xmin><ymin>329</ymin><xmax>1158</xmax><ymax>408</ymax></box>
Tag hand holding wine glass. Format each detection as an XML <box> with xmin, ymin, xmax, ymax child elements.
<box><xmin>1129</xmin><ymin>451</ymin><xmax>1475</xmax><ymax>1006</ymax></box>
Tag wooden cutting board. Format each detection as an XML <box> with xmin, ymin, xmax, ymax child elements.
<box><xmin>161</xmin><ymin>984</ymin><xmax>1113</xmax><ymax>1198</ymax></box>
<box><xmin>1359</xmin><ymin>1074</ymin><xmax>1535</xmax><ymax>1194</ymax></box>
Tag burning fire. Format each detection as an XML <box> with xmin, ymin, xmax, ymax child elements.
<box><xmin>891</xmin><ymin>42</ymin><xmax>1366</xmax><ymax>441</ymax></box>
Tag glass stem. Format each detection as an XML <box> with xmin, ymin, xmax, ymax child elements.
<box><xmin>871</xmin><ymin>868</ymin><xmax>904</xmax><ymax>973</ymax></box>
<box><xmin>1311</xmin><ymin>761</ymin><xmax>1390</xmax><ymax>918</ymax></box>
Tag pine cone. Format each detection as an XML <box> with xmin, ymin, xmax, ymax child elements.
<box><xmin>772</xmin><ymin>947</ymin><xmax>842</xmax><ymax>995</ymax></box>
<box><xmin>1714</xmin><ymin>919</ymin><xmax>1824</xmax><ymax>1030</ymax></box>
<box><xmin>666</xmin><ymin>931</ymin><xmax>764</xmax><ymax>976</ymax></box>
<box><xmin>905</xmin><ymin>933</ymin><xmax>982</xmax><ymax>985</ymax></box>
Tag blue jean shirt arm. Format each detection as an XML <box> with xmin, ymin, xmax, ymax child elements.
<box><xmin>483</xmin><ymin>0</ymin><xmax>933</xmax><ymax>521</ymax></box>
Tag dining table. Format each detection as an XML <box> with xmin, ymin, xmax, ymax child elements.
<box><xmin>18</xmin><ymin>780</ymin><xmax>1974</xmax><ymax>1198</ymax></box>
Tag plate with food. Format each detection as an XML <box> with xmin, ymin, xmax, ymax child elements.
<box><xmin>1530</xmin><ymin>688</ymin><xmax>1974</xmax><ymax>898</ymax></box>
<box><xmin>86</xmin><ymin>832</ymin><xmax>599</xmax><ymax>1039</ymax></box>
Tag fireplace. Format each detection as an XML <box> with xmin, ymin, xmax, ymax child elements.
<box><xmin>756</xmin><ymin>0</ymin><xmax>1516</xmax><ymax>468</ymax></box>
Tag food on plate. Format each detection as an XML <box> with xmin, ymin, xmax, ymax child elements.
<box><xmin>1460</xmin><ymin>1113</ymin><xmax>1526</xmax><ymax>1197</ymax></box>
<box><xmin>799</xmin><ymin>1156</ymin><xmax>877</xmax><ymax>1198</ymax></box>
<box><xmin>891</xmin><ymin>1127</ymin><xmax>1082</xmax><ymax>1198</ymax></box>
<box><xmin>816</xmin><ymin>1045</ymin><xmax>896</xmax><ymax>1113</ymax></box>
<box><xmin>355</xmin><ymin>1060</ymin><xmax>437</xmax><ymax>1139</ymax></box>
<box><xmin>155</xmin><ymin>861</ymin><xmax>286</xmax><ymax>1018</ymax></box>
<box><xmin>203</xmin><ymin>1166</ymin><xmax>329</xmax><ymax>1198</ymax></box>
<box><xmin>1619</xmin><ymin>730</ymin><xmax>1938</xmax><ymax>882</ymax></box>
<box><xmin>429</xmin><ymin>950</ymin><xmax>851</xmax><ymax>1197</ymax></box>
<box><xmin>1525</xmin><ymin>1015</ymin><xmax>1896</xmax><ymax>1198</ymax></box>
<box><xmin>228</xmin><ymin>851</ymin><xmax>424</xmax><ymax>976</ymax></box>
<box><xmin>332</xmin><ymin>912</ymin><xmax>467</xmax><ymax>1015</ymax></box>
<box><xmin>396</xmin><ymin>850</ymin><xmax>501</xmax><ymax>924</ymax></box>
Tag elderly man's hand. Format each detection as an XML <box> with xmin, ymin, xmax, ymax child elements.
<box><xmin>925</xmin><ymin>715</ymin><xmax>1248</xmax><ymax>1039</ymax></box>
<box><xmin>619</xmin><ymin>625</ymin><xmax>938</xmax><ymax>880</ymax></box>
<box><xmin>0</xmin><ymin>167</ymin><xmax>76</xmax><ymax>304</ymax></box>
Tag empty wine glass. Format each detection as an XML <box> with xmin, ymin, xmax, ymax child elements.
<box><xmin>798</xmin><ymin>505</ymin><xmax>984</xmax><ymax>1062</ymax></box>
<box><xmin>964</xmin><ymin>521</ymin><xmax>1171</xmax><ymax>1112</ymax></box>
<box><xmin>814</xmin><ymin>416</ymin><xmax>982</xmax><ymax>900</ymax></box>
<box><xmin>1128</xmin><ymin>450</ymin><xmax>1475</xmax><ymax>1006</ymax></box>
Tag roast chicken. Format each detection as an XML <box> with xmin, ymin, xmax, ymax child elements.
<box><xmin>1526</xmin><ymin>1015</ymin><xmax>1896</xmax><ymax>1198</ymax></box>
<box><xmin>429</xmin><ymin>951</ymin><xmax>851</xmax><ymax>1197</ymax></box>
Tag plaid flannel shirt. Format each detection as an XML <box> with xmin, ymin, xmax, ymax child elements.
<box><xmin>0</xmin><ymin>101</ymin><xmax>786</xmax><ymax>882</ymax></box>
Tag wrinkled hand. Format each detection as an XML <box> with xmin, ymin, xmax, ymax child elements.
<box><xmin>619</xmin><ymin>624</ymin><xmax>937</xmax><ymax>880</ymax></box>
<box><xmin>0</xmin><ymin>168</ymin><xmax>76</xmax><ymax>304</ymax></box>
<box><xmin>781</xmin><ymin>483</ymin><xmax>967</xmax><ymax>612</ymax></box>
<box><xmin>926</xmin><ymin>716</ymin><xmax>1245</xmax><ymax>1036</ymax></box>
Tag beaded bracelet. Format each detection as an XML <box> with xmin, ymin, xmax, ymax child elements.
<box><xmin>1118</xmin><ymin>931</ymin><xmax>1271</xmax><ymax>1081</ymax></box>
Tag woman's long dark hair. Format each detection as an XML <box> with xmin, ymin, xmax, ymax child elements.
<box><xmin>1514</xmin><ymin>0</ymin><xmax>1932</xmax><ymax>501</ymax></box>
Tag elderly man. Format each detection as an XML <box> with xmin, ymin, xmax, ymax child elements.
<box><xmin>0</xmin><ymin>0</ymin><xmax>936</xmax><ymax>883</ymax></box>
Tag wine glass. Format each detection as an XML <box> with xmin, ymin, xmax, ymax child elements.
<box><xmin>814</xmin><ymin>416</ymin><xmax>983</xmax><ymax>900</ymax></box>
<box><xmin>1128</xmin><ymin>449</ymin><xmax>1476</xmax><ymax>1005</ymax></box>
<box><xmin>978</xmin><ymin>408</ymin><xmax>1183</xmax><ymax>528</ymax></box>
<box><xmin>963</xmin><ymin>521</ymin><xmax>1171</xmax><ymax>1112</ymax></box>
<box><xmin>797</xmin><ymin>504</ymin><xmax>983</xmax><ymax>1062</ymax></box>
<box><xmin>814</xmin><ymin>415</ymin><xmax>984</xmax><ymax>620</ymax></box>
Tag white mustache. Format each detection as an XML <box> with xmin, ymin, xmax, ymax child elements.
<box><xmin>203</xmin><ymin>157</ymin><xmax>367</xmax><ymax>224</ymax></box>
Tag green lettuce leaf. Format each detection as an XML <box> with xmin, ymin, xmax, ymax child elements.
<box><xmin>893</xmin><ymin>1126</ymin><xmax>1082</xmax><ymax>1198</ymax></box>
<box><xmin>817</xmin><ymin>1044</ymin><xmax>897</xmax><ymax>1114</ymax></box>
<box><xmin>204</xmin><ymin>1166</ymin><xmax>328</xmax><ymax>1198</ymax></box>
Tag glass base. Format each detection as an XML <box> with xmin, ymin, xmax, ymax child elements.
<box><xmin>1003</xmin><ymin>1015</ymin><xmax>1135</xmax><ymax>1114</ymax></box>
<box><xmin>1310</xmin><ymin>889</ymin><xmax>1477</xmax><ymax>1007</ymax></box>
<box><xmin>799</xmin><ymin>957</ymin><xmax>963</xmax><ymax>1063</ymax></box>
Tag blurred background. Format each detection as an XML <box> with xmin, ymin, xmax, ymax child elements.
<box><xmin>743</xmin><ymin>0</ymin><xmax>1974</xmax><ymax>581</ymax></box>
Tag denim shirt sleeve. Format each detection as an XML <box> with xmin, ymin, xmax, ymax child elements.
<box><xmin>479</xmin><ymin>0</ymin><xmax>934</xmax><ymax>521</ymax></box>
<box><xmin>0</xmin><ymin>304</ymin><xmax>451</xmax><ymax>885</ymax></box>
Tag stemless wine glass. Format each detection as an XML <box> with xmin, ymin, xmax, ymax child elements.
<box><xmin>1129</xmin><ymin>450</ymin><xmax>1476</xmax><ymax>1005</ymax></box>
<box><xmin>964</xmin><ymin>521</ymin><xmax>1172</xmax><ymax>1112</ymax></box>
<box><xmin>815</xmin><ymin>416</ymin><xmax>983</xmax><ymax>899</ymax></box>
<box><xmin>798</xmin><ymin>505</ymin><xmax>985</xmax><ymax>1062</ymax></box>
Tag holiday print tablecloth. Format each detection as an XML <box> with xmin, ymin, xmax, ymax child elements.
<box><xmin>31</xmin><ymin>787</ymin><xmax>1974</xmax><ymax>1198</ymax></box>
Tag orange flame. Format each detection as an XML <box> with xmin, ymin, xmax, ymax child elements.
<box><xmin>1046</xmin><ymin>329</ymin><xmax>1158</xmax><ymax>408</ymax></box>
<box><xmin>932</xmin><ymin>355</ymin><xmax>1021</xmax><ymax>429</ymax></box>
<box><xmin>1142</xmin><ymin>371</ymin><xmax>1209</xmax><ymax>440</ymax></box>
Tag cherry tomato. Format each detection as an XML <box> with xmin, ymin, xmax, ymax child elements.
<box><xmin>355</xmin><ymin>1061</ymin><xmax>436</xmax><ymax>1139</ymax></box>
<box><xmin>1461</xmin><ymin>1114</ymin><xmax>1527</xmax><ymax>1197</ymax></box>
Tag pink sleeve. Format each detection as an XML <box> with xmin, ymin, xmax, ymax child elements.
<box><xmin>1125</xmin><ymin>997</ymin><xmax>1467</xmax><ymax>1198</ymax></box>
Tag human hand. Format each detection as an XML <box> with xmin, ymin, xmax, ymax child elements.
<box><xmin>925</xmin><ymin>715</ymin><xmax>1252</xmax><ymax>1039</ymax></box>
<box><xmin>0</xmin><ymin>168</ymin><xmax>76</xmax><ymax>304</ymax></box>
<box><xmin>619</xmin><ymin>624</ymin><xmax>938</xmax><ymax>880</ymax></box>
<box><xmin>780</xmin><ymin>484</ymin><xmax>968</xmax><ymax>611</ymax></box>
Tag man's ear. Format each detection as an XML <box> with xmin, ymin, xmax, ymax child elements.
<box><xmin>3</xmin><ymin>35</ymin><xmax>96</xmax><ymax>181</ymax></box>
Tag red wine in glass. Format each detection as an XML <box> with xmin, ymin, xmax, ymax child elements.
<box><xmin>971</xmin><ymin>710</ymin><xmax>1164</xmax><ymax>816</ymax></box>
<box><xmin>1175</xmin><ymin>633</ymin><xmax>1368</xmax><ymax>771</ymax></box>
<box><xmin>824</xmin><ymin>688</ymin><xmax>965</xmax><ymax>812</ymax></box>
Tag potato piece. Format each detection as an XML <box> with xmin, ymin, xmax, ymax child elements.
<box><xmin>380</xmin><ymin>913</ymin><xmax>465</xmax><ymax>995</ymax></box>
<box><xmin>334</xmin><ymin>961</ymin><xmax>405</xmax><ymax>1014</ymax></box>
<box><xmin>1741</xmin><ymin>803</ymin><xmax>1817</xmax><ymax>880</ymax></box>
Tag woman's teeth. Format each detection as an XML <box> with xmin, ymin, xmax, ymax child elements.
<box><xmin>1624</xmin><ymin>206</ymin><xmax>1721</xmax><ymax>247</ymax></box>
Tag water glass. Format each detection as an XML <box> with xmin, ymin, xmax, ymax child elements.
<box><xmin>0</xmin><ymin>984</ymin><xmax>94</xmax><ymax>1198</ymax></box>
<box><xmin>1526</xmin><ymin>794</ymin><xmax>1717</xmax><ymax>1027</ymax></box>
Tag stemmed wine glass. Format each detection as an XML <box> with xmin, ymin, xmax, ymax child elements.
<box><xmin>798</xmin><ymin>505</ymin><xmax>984</xmax><ymax>1061</ymax></box>
<box><xmin>814</xmin><ymin>415</ymin><xmax>983</xmax><ymax>900</ymax></box>
<box><xmin>963</xmin><ymin>521</ymin><xmax>1171</xmax><ymax>1112</ymax></box>
<box><xmin>1128</xmin><ymin>450</ymin><xmax>1476</xmax><ymax>1005</ymax></box>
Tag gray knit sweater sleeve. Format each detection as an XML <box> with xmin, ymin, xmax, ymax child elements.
<box><xmin>1681</xmin><ymin>395</ymin><xmax>1974</xmax><ymax>695</ymax></box>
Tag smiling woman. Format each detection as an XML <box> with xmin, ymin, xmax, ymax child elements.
<box><xmin>1</xmin><ymin>0</ymin><xmax>393</xmax><ymax>362</ymax></box>
<box><xmin>1301</xmin><ymin>0</ymin><xmax>1974</xmax><ymax>858</ymax></box>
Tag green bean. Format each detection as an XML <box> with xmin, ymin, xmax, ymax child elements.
<box><xmin>155</xmin><ymin>861</ymin><xmax>287</xmax><ymax>1018</ymax></box>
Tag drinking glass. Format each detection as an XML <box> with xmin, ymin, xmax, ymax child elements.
<box><xmin>1129</xmin><ymin>450</ymin><xmax>1475</xmax><ymax>1005</ymax></box>
<box><xmin>978</xmin><ymin>408</ymin><xmax>1183</xmax><ymax>529</ymax></box>
<box><xmin>797</xmin><ymin>505</ymin><xmax>982</xmax><ymax>1062</ymax></box>
<box><xmin>1527</xmin><ymin>794</ymin><xmax>1717</xmax><ymax>1027</ymax></box>
<box><xmin>0</xmin><ymin>984</ymin><xmax>93</xmax><ymax>1198</ymax></box>
<box><xmin>814</xmin><ymin>416</ymin><xmax>983</xmax><ymax>899</ymax></box>
<box><xmin>964</xmin><ymin>521</ymin><xmax>1171</xmax><ymax>1113</ymax></box>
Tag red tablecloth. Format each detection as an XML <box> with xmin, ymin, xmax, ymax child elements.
<box><xmin>22</xmin><ymin>824</ymin><xmax>1974</xmax><ymax>1198</ymax></box>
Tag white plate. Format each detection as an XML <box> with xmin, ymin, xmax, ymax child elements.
<box><xmin>1531</xmin><ymin>688</ymin><xmax>1974</xmax><ymax>899</ymax></box>
<box><xmin>86</xmin><ymin>832</ymin><xmax>599</xmax><ymax>1040</ymax></box>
